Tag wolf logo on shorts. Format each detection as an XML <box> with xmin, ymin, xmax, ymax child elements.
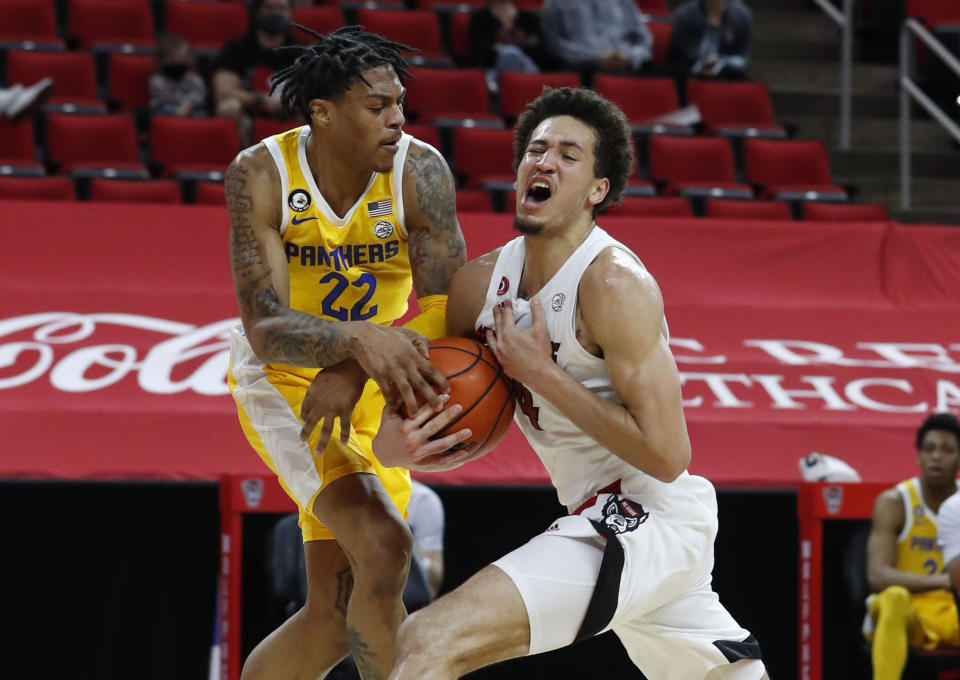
<box><xmin>601</xmin><ymin>496</ymin><xmax>648</xmax><ymax>535</ymax></box>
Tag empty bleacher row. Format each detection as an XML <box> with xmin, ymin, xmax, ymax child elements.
<box><xmin>0</xmin><ymin>0</ymin><xmax>888</xmax><ymax>221</ymax></box>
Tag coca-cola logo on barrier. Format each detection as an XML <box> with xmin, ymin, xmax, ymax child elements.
<box><xmin>0</xmin><ymin>312</ymin><xmax>236</xmax><ymax>395</ymax></box>
<box><xmin>1</xmin><ymin>313</ymin><xmax>959</xmax><ymax>416</ymax></box>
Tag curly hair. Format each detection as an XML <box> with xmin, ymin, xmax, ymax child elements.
<box><xmin>512</xmin><ymin>87</ymin><xmax>634</xmax><ymax>216</ymax></box>
<box><xmin>269</xmin><ymin>25</ymin><xmax>412</xmax><ymax>121</ymax></box>
<box><xmin>916</xmin><ymin>412</ymin><xmax>960</xmax><ymax>450</ymax></box>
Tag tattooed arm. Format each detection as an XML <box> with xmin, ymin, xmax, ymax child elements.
<box><xmin>226</xmin><ymin>147</ymin><xmax>448</xmax><ymax>413</ymax></box>
<box><xmin>226</xmin><ymin>146</ymin><xmax>351</xmax><ymax>367</ymax></box>
<box><xmin>402</xmin><ymin>139</ymin><xmax>467</xmax><ymax>300</ymax></box>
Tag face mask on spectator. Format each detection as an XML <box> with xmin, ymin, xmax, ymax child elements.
<box><xmin>257</xmin><ymin>12</ymin><xmax>290</xmax><ymax>36</ymax></box>
<box><xmin>162</xmin><ymin>63</ymin><xmax>189</xmax><ymax>81</ymax></box>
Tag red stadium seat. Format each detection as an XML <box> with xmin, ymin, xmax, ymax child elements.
<box><xmin>46</xmin><ymin>113</ymin><xmax>148</xmax><ymax>176</ymax></box>
<box><xmin>150</xmin><ymin>116</ymin><xmax>240</xmax><ymax>178</ymax></box>
<box><xmin>646</xmin><ymin>20</ymin><xmax>672</xmax><ymax>64</ymax></box>
<box><xmin>648</xmin><ymin>135</ymin><xmax>752</xmax><ymax>198</ymax></box>
<box><xmin>195</xmin><ymin>181</ymin><xmax>226</xmax><ymax>205</ymax></box>
<box><xmin>108</xmin><ymin>54</ymin><xmax>155</xmax><ymax>112</ymax></box>
<box><xmin>457</xmin><ymin>189</ymin><xmax>494</xmax><ymax>212</ymax></box>
<box><xmin>90</xmin><ymin>179</ymin><xmax>181</xmax><ymax>204</ymax></box>
<box><xmin>744</xmin><ymin>139</ymin><xmax>847</xmax><ymax>201</ymax></box>
<box><xmin>513</xmin><ymin>0</ymin><xmax>543</xmax><ymax>9</ymax></box>
<box><xmin>292</xmin><ymin>6</ymin><xmax>345</xmax><ymax>36</ymax></box>
<box><xmin>0</xmin><ymin>0</ymin><xmax>63</xmax><ymax>48</ymax></box>
<box><xmin>906</xmin><ymin>0</ymin><xmax>960</xmax><ymax>27</ymax></box>
<box><xmin>164</xmin><ymin>1</ymin><xmax>248</xmax><ymax>53</ymax></box>
<box><xmin>498</xmin><ymin>72</ymin><xmax>581</xmax><ymax>123</ymax></box>
<box><xmin>405</xmin><ymin>68</ymin><xmax>499</xmax><ymax>126</ymax></box>
<box><xmin>593</xmin><ymin>75</ymin><xmax>683</xmax><ymax>128</ymax></box>
<box><xmin>0</xmin><ymin>176</ymin><xmax>75</xmax><ymax>200</ymax></box>
<box><xmin>706</xmin><ymin>198</ymin><xmax>792</xmax><ymax>220</ymax></box>
<box><xmin>686</xmin><ymin>80</ymin><xmax>786</xmax><ymax>138</ymax></box>
<box><xmin>605</xmin><ymin>196</ymin><xmax>693</xmax><ymax>217</ymax></box>
<box><xmin>803</xmin><ymin>201</ymin><xmax>888</xmax><ymax>222</ymax></box>
<box><xmin>636</xmin><ymin>0</ymin><xmax>672</xmax><ymax>17</ymax></box>
<box><xmin>447</xmin><ymin>10</ymin><xmax>473</xmax><ymax>64</ymax></box>
<box><xmin>356</xmin><ymin>10</ymin><xmax>451</xmax><ymax>67</ymax></box>
<box><xmin>68</xmin><ymin>0</ymin><xmax>155</xmax><ymax>50</ymax></box>
<box><xmin>403</xmin><ymin>124</ymin><xmax>442</xmax><ymax>152</ymax></box>
<box><xmin>0</xmin><ymin>119</ymin><xmax>43</xmax><ymax>176</ymax></box>
<box><xmin>252</xmin><ymin>118</ymin><xmax>304</xmax><ymax>142</ymax></box>
<box><xmin>452</xmin><ymin>127</ymin><xmax>515</xmax><ymax>187</ymax></box>
<box><xmin>5</xmin><ymin>50</ymin><xmax>104</xmax><ymax>113</ymax></box>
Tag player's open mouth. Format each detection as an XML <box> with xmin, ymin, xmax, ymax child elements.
<box><xmin>522</xmin><ymin>180</ymin><xmax>553</xmax><ymax>208</ymax></box>
<box><xmin>381</xmin><ymin>135</ymin><xmax>401</xmax><ymax>151</ymax></box>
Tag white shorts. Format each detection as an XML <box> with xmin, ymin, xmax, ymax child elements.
<box><xmin>492</xmin><ymin>477</ymin><xmax>766</xmax><ymax>680</ymax></box>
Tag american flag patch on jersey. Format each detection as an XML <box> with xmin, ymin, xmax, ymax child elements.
<box><xmin>367</xmin><ymin>199</ymin><xmax>393</xmax><ymax>217</ymax></box>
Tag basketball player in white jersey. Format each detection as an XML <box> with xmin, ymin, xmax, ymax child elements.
<box><xmin>373</xmin><ymin>87</ymin><xmax>769</xmax><ymax>679</ymax></box>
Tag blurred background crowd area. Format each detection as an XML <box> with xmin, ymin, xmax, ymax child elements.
<box><xmin>2</xmin><ymin>0</ymin><xmax>960</xmax><ymax>225</ymax></box>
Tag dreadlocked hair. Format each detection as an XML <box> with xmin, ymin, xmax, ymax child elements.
<box><xmin>269</xmin><ymin>25</ymin><xmax>413</xmax><ymax>121</ymax></box>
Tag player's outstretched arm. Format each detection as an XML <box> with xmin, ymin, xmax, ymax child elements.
<box><xmin>402</xmin><ymin>139</ymin><xmax>467</xmax><ymax>302</ymax></box>
<box><xmin>226</xmin><ymin>148</ymin><xmax>448</xmax><ymax>415</ymax></box>
<box><xmin>487</xmin><ymin>249</ymin><xmax>689</xmax><ymax>482</ymax></box>
<box><xmin>866</xmin><ymin>490</ymin><xmax>951</xmax><ymax>593</ymax></box>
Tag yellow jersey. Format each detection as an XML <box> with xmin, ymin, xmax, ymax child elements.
<box><xmin>261</xmin><ymin>125</ymin><xmax>414</xmax><ymax>379</ymax></box>
<box><xmin>894</xmin><ymin>476</ymin><xmax>960</xmax><ymax>647</ymax></box>
<box><xmin>896</xmin><ymin>477</ymin><xmax>950</xmax><ymax>577</ymax></box>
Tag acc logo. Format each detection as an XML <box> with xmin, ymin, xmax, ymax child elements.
<box><xmin>373</xmin><ymin>220</ymin><xmax>394</xmax><ymax>238</ymax></box>
<box><xmin>600</xmin><ymin>496</ymin><xmax>648</xmax><ymax>534</ymax></box>
<box><xmin>822</xmin><ymin>485</ymin><xmax>844</xmax><ymax>515</ymax></box>
<box><xmin>241</xmin><ymin>477</ymin><xmax>264</xmax><ymax>508</ymax></box>
<box><xmin>497</xmin><ymin>276</ymin><xmax>509</xmax><ymax>296</ymax></box>
<box><xmin>551</xmin><ymin>292</ymin><xmax>566</xmax><ymax>312</ymax></box>
<box><xmin>288</xmin><ymin>189</ymin><xmax>311</xmax><ymax>213</ymax></box>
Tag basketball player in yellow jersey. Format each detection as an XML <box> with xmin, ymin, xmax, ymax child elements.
<box><xmin>225</xmin><ymin>26</ymin><xmax>468</xmax><ymax>680</ymax></box>
<box><xmin>866</xmin><ymin>412</ymin><xmax>960</xmax><ymax>680</ymax></box>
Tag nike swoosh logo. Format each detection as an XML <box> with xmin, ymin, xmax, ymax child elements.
<box><xmin>291</xmin><ymin>215</ymin><xmax>317</xmax><ymax>224</ymax></box>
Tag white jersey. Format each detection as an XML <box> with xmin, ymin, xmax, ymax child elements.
<box><xmin>475</xmin><ymin>225</ymin><xmax>688</xmax><ymax>511</ymax></box>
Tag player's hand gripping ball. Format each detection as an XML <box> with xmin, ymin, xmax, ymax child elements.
<box><xmin>425</xmin><ymin>336</ymin><xmax>514</xmax><ymax>457</ymax></box>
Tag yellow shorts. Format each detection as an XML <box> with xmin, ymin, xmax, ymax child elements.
<box><xmin>228</xmin><ymin>323</ymin><xmax>411</xmax><ymax>542</ymax></box>
<box><xmin>911</xmin><ymin>590</ymin><xmax>960</xmax><ymax>649</ymax></box>
<box><xmin>867</xmin><ymin>587</ymin><xmax>960</xmax><ymax>650</ymax></box>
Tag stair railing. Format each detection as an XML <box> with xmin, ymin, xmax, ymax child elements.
<box><xmin>810</xmin><ymin>0</ymin><xmax>852</xmax><ymax>150</ymax></box>
<box><xmin>899</xmin><ymin>18</ymin><xmax>960</xmax><ymax>209</ymax></box>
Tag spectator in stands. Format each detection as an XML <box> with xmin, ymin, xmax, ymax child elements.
<box><xmin>405</xmin><ymin>479</ymin><xmax>446</xmax><ymax>600</ymax></box>
<box><xmin>150</xmin><ymin>34</ymin><xmax>207</xmax><ymax>117</ymax></box>
<box><xmin>468</xmin><ymin>0</ymin><xmax>557</xmax><ymax>91</ymax></box>
<box><xmin>539</xmin><ymin>0</ymin><xmax>654</xmax><ymax>81</ymax></box>
<box><xmin>865</xmin><ymin>412</ymin><xmax>960</xmax><ymax>680</ymax></box>
<box><xmin>212</xmin><ymin>0</ymin><xmax>300</xmax><ymax>144</ymax></box>
<box><xmin>0</xmin><ymin>78</ymin><xmax>53</xmax><ymax>121</ymax></box>
<box><xmin>667</xmin><ymin>0</ymin><xmax>752</xmax><ymax>81</ymax></box>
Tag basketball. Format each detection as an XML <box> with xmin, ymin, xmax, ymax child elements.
<box><xmin>426</xmin><ymin>336</ymin><xmax>514</xmax><ymax>458</ymax></box>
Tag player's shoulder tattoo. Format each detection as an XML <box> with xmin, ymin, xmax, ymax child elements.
<box><xmin>404</xmin><ymin>140</ymin><xmax>466</xmax><ymax>296</ymax></box>
<box><xmin>405</xmin><ymin>140</ymin><xmax>457</xmax><ymax>233</ymax></box>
